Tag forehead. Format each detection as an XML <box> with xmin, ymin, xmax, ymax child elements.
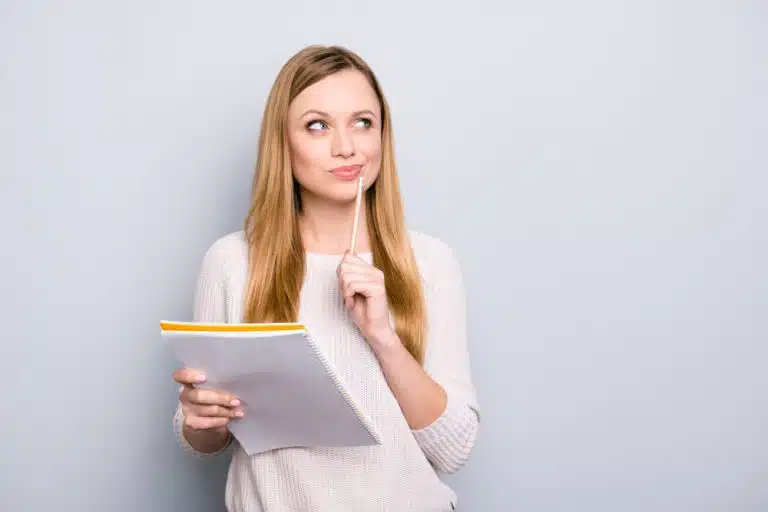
<box><xmin>289</xmin><ymin>69</ymin><xmax>380</xmax><ymax>117</ymax></box>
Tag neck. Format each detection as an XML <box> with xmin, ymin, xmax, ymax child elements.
<box><xmin>298</xmin><ymin>192</ymin><xmax>370</xmax><ymax>254</ymax></box>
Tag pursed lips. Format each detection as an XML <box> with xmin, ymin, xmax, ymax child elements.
<box><xmin>329</xmin><ymin>165</ymin><xmax>363</xmax><ymax>180</ymax></box>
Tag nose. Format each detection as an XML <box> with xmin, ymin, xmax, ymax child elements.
<box><xmin>331</xmin><ymin>127</ymin><xmax>355</xmax><ymax>158</ymax></box>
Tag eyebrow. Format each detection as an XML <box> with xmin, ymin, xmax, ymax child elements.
<box><xmin>300</xmin><ymin>109</ymin><xmax>378</xmax><ymax>119</ymax></box>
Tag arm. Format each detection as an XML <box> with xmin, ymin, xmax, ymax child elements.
<box><xmin>172</xmin><ymin>241</ymin><xmax>234</xmax><ymax>457</ymax></box>
<box><xmin>372</xmin><ymin>244</ymin><xmax>480</xmax><ymax>473</ymax></box>
<box><xmin>369</xmin><ymin>334</ymin><xmax>447</xmax><ymax>430</ymax></box>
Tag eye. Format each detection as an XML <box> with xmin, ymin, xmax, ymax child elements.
<box><xmin>306</xmin><ymin>119</ymin><xmax>328</xmax><ymax>131</ymax></box>
<box><xmin>354</xmin><ymin>118</ymin><xmax>373</xmax><ymax>129</ymax></box>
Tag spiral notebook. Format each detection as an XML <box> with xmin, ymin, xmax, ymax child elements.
<box><xmin>160</xmin><ymin>320</ymin><xmax>380</xmax><ymax>456</ymax></box>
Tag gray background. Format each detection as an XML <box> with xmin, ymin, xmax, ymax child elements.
<box><xmin>1</xmin><ymin>1</ymin><xmax>766</xmax><ymax>511</ymax></box>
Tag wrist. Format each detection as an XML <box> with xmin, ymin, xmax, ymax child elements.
<box><xmin>368</xmin><ymin>328</ymin><xmax>403</xmax><ymax>357</ymax></box>
<box><xmin>182</xmin><ymin>424</ymin><xmax>231</xmax><ymax>454</ymax></box>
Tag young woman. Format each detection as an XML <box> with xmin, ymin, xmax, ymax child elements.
<box><xmin>172</xmin><ymin>44</ymin><xmax>480</xmax><ymax>512</ymax></box>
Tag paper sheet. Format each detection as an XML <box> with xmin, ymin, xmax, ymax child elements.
<box><xmin>162</xmin><ymin>322</ymin><xmax>380</xmax><ymax>455</ymax></box>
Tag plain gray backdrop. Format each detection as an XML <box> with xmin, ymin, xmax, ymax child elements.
<box><xmin>1</xmin><ymin>1</ymin><xmax>766</xmax><ymax>511</ymax></box>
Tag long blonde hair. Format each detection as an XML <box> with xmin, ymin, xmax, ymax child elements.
<box><xmin>243</xmin><ymin>45</ymin><xmax>428</xmax><ymax>364</ymax></box>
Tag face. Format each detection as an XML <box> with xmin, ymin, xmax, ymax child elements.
<box><xmin>287</xmin><ymin>69</ymin><xmax>382</xmax><ymax>205</ymax></box>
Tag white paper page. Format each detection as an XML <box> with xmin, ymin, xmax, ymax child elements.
<box><xmin>163</xmin><ymin>328</ymin><xmax>379</xmax><ymax>455</ymax></box>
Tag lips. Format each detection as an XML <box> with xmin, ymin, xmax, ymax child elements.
<box><xmin>330</xmin><ymin>165</ymin><xmax>362</xmax><ymax>180</ymax></box>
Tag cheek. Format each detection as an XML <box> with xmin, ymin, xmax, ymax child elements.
<box><xmin>357</xmin><ymin>133</ymin><xmax>382</xmax><ymax>162</ymax></box>
<box><xmin>355</xmin><ymin>134</ymin><xmax>382</xmax><ymax>183</ymax></box>
<box><xmin>291</xmin><ymin>135</ymin><xmax>327</xmax><ymax>175</ymax></box>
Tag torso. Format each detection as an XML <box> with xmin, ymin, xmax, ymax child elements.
<box><xmin>211</xmin><ymin>231</ymin><xmax>457</xmax><ymax>512</ymax></box>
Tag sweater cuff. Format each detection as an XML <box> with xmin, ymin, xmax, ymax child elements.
<box><xmin>173</xmin><ymin>404</ymin><xmax>232</xmax><ymax>457</ymax></box>
<box><xmin>411</xmin><ymin>393</ymin><xmax>478</xmax><ymax>473</ymax></box>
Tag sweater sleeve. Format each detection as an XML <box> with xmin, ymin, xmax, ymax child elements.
<box><xmin>411</xmin><ymin>242</ymin><xmax>480</xmax><ymax>474</ymax></box>
<box><xmin>172</xmin><ymin>241</ymin><xmax>234</xmax><ymax>458</ymax></box>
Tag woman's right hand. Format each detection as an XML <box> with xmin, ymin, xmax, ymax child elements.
<box><xmin>173</xmin><ymin>368</ymin><xmax>244</xmax><ymax>432</ymax></box>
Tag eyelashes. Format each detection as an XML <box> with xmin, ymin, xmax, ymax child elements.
<box><xmin>305</xmin><ymin>117</ymin><xmax>373</xmax><ymax>132</ymax></box>
<box><xmin>355</xmin><ymin>118</ymin><xmax>373</xmax><ymax>129</ymax></box>
<box><xmin>305</xmin><ymin>120</ymin><xmax>327</xmax><ymax>131</ymax></box>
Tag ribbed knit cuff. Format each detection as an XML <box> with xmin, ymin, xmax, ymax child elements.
<box><xmin>173</xmin><ymin>404</ymin><xmax>232</xmax><ymax>458</ymax></box>
<box><xmin>411</xmin><ymin>393</ymin><xmax>478</xmax><ymax>473</ymax></box>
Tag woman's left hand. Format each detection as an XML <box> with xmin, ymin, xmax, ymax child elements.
<box><xmin>337</xmin><ymin>251</ymin><xmax>394</xmax><ymax>345</ymax></box>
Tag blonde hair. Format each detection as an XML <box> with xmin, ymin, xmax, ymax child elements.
<box><xmin>243</xmin><ymin>45</ymin><xmax>428</xmax><ymax>364</ymax></box>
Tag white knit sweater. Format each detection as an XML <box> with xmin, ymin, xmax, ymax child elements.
<box><xmin>173</xmin><ymin>229</ymin><xmax>480</xmax><ymax>512</ymax></box>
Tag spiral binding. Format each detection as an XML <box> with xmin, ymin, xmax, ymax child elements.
<box><xmin>301</xmin><ymin>329</ymin><xmax>381</xmax><ymax>445</ymax></box>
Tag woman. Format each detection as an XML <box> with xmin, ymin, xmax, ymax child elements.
<box><xmin>172</xmin><ymin>44</ymin><xmax>480</xmax><ymax>512</ymax></box>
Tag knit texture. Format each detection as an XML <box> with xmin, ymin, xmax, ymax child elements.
<box><xmin>172</xmin><ymin>229</ymin><xmax>480</xmax><ymax>512</ymax></box>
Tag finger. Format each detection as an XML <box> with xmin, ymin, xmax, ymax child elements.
<box><xmin>342</xmin><ymin>263</ymin><xmax>385</xmax><ymax>284</ymax></box>
<box><xmin>183</xmin><ymin>387</ymin><xmax>241</xmax><ymax>408</ymax></box>
<box><xmin>345</xmin><ymin>292</ymin><xmax>370</xmax><ymax>310</ymax></box>
<box><xmin>343</xmin><ymin>278</ymin><xmax>383</xmax><ymax>301</ymax></box>
<box><xmin>339</xmin><ymin>264</ymin><xmax>379</xmax><ymax>280</ymax></box>
<box><xmin>190</xmin><ymin>403</ymin><xmax>245</xmax><ymax>419</ymax></box>
<box><xmin>338</xmin><ymin>258</ymin><xmax>382</xmax><ymax>279</ymax></box>
<box><xmin>342</xmin><ymin>251</ymin><xmax>367</xmax><ymax>264</ymax></box>
<box><xmin>173</xmin><ymin>368</ymin><xmax>207</xmax><ymax>385</ymax></box>
<box><xmin>340</xmin><ymin>274</ymin><xmax>374</xmax><ymax>296</ymax></box>
<box><xmin>338</xmin><ymin>254</ymin><xmax>379</xmax><ymax>274</ymax></box>
<box><xmin>339</xmin><ymin>254</ymin><xmax>375</xmax><ymax>269</ymax></box>
<box><xmin>337</xmin><ymin>260</ymin><xmax>364</xmax><ymax>277</ymax></box>
<box><xmin>184</xmin><ymin>414</ymin><xmax>230</xmax><ymax>431</ymax></box>
<box><xmin>338</xmin><ymin>271</ymin><xmax>372</xmax><ymax>290</ymax></box>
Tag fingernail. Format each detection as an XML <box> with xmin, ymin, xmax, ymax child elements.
<box><xmin>231</xmin><ymin>399</ymin><xmax>241</xmax><ymax>406</ymax></box>
<box><xmin>235</xmin><ymin>410</ymin><xmax>244</xmax><ymax>417</ymax></box>
<box><xmin>195</xmin><ymin>374</ymin><xmax>206</xmax><ymax>382</ymax></box>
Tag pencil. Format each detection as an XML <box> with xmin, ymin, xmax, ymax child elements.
<box><xmin>349</xmin><ymin>175</ymin><xmax>364</xmax><ymax>253</ymax></box>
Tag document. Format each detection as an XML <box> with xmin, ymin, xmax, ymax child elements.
<box><xmin>161</xmin><ymin>321</ymin><xmax>380</xmax><ymax>456</ymax></box>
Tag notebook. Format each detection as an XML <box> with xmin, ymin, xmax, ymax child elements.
<box><xmin>160</xmin><ymin>320</ymin><xmax>380</xmax><ymax>456</ymax></box>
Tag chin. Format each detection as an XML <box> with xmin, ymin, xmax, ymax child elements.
<box><xmin>302</xmin><ymin>184</ymin><xmax>358</xmax><ymax>205</ymax></box>
<box><xmin>326</xmin><ymin>188</ymin><xmax>359</xmax><ymax>204</ymax></box>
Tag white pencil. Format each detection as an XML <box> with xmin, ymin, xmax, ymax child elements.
<box><xmin>349</xmin><ymin>175</ymin><xmax>364</xmax><ymax>253</ymax></box>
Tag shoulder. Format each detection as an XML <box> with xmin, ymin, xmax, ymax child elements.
<box><xmin>198</xmin><ymin>230</ymin><xmax>249</xmax><ymax>276</ymax></box>
<box><xmin>407</xmin><ymin>229</ymin><xmax>456</xmax><ymax>261</ymax></box>
<box><xmin>406</xmin><ymin>229</ymin><xmax>464</xmax><ymax>288</ymax></box>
